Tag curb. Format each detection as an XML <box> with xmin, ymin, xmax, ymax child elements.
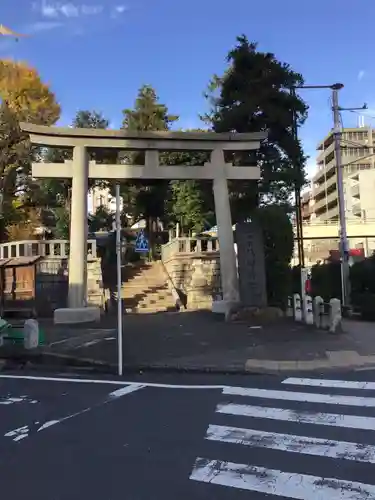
<box><xmin>2</xmin><ymin>352</ymin><xmax>375</xmax><ymax>377</ymax></box>
<box><xmin>0</xmin><ymin>352</ymin><xmax>262</xmax><ymax>376</ymax></box>
<box><xmin>242</xmin><ymin>363</ymin><xmax>375</xmax><ymax>376</ymax></box>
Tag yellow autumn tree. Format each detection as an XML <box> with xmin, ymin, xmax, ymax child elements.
<box><xmin>0</xmin><ymin>59</ymin><xmax>61</xmax><ymax>124</ymax></box>
<box><xmin>0</xmin><ymin>59</ymin><xmax>61</xmax><ymax>240</ymax></box>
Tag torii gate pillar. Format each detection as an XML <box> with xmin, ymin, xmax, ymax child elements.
<box><xmin>68</xmin><ymin>145</ymin><xmax>89</xmax><ymax>309</ymax></box>
<box><xmin>211</xmin><ymin>150</ymin><xmax>240</xmax><ymax>313</ymax></box>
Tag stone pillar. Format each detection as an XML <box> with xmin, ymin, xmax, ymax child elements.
<box><xmin>68</xmin><ymin>145</ymin><xmax>88</xmax><ymax>308</ymax></box>
<box><xmin>211</xmin><ymin>149</ymin><xmax>240</xmax><ymax>311</ymax></box>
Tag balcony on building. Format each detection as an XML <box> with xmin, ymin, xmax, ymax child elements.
<box><xmin>351</xmin><ymin>182</ymin><xmax>360</xmax><ymax>199</ymax></box>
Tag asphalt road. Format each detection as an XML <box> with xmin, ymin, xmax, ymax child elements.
<box><xmin>1</xmin><ymin>370</ymin><xmax>375</xmax><ymax>499</ymax></box>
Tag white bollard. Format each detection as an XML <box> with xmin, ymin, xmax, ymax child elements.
<box><xmin>313</xmin><ymin>296</ymin><xmax>324</xmax><ymax>328</ymax></box>
<box><xmin>23</xmin><ymin>319</ymin><xmax>39</xmax><ymax>349</ymax></box>
<box><xmin>286</xmin><ymin>296</ymin><xmax>293</xmax><ymax>317</ymax></box>
<box><xmin>293</xmin><ymin>293</ymin><xmax>302</xmax><ymax>321</ymax></box>
<box><xmin>329</xmin><ymin>298</ymin><xmax>342</xmax><ymax>334</ymax></box>
<box><xmin>304</xmin><ymin>295</ymin><xmax>314</xmax><ymax>325</ymax></box>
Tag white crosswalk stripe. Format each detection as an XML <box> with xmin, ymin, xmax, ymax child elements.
<box><xmin>190</xmin><ymin>377</ymin><xmax>375</xmax><ymax>499</ymax></box>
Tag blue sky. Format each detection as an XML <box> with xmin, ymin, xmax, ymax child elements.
<box><xmin>1</xmin><ymin>0</ymin><xmax>375</xmax><ymax>175</ymax></box>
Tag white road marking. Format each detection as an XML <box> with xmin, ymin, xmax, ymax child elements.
<box><xmin>4</xmin><ymin>384</ymin><xmax>146</xmax><ymax>443</ymax></box>
<box><xmin>217</xmin><ymin>403</ymin><xmax>375</xmax><ymax>431</ymax></box>
<box><xmin>35</xmin><ymin>384</ymin><xmax>144</xmax><ymax>432</ymax></box>
<box><xmin>109</xmin><ymin>384</ymin><xmax>145</xmax><ymax>398</ymax></box>
<box><xmin>190</xmin><ymin>458</ymin><xmax>375</xmax><ymax>499</ymax></box>
<box><xmin>48</xmin><ymin>329</ymin><xmax>116</xmax><ymax>347</ymax></box>
<box><xmin>283</xmin><ymin>377</ymin><xmax>375</xmax><ymax>391</ymax></box>
<box><xmin>0</xmin><ymin>395</ymin><xmax>38</xmax><ymax>405</ymax></box>
<box><xmin>37</xmin><ymin>420</ymin><xmax>59</xmax><ymax>431</ymax></box>
<box><xmin>76</xmin><ymin>339</ymin><xmax>102</xmax><ymax>348</ymax></box>
<box><xmin>206</xmin><ymin>424</ymin><xmax>375</xmax><ymax>463</ymax></box>
<box><xmin>5</xmin><ymin>426</ymin><xmax>30</xmax><ymax>442</ymax></box>
<box><xmin>222</xmin><ymin>385</ymin><xmax>375</xmax><ymax>407</ymax></box>
<box><xmin>0</xmin><ymin>374</ymin><xmax>226</xmax><ymax>390</ymax></box>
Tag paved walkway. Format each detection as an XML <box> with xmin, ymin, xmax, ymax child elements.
<box><xmin>1</xmin><ymin>312</ymin><xmax>375</xmax><ymax>373</ymax></box>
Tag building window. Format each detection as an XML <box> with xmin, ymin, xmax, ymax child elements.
<box><xmin>347</xmin><ymin>131</ymin><xmax>367</xmax><ymax>141</ymax></box>
<box><xmin>341</xmin><ymin>146</ymin><xmax>369</xmax><ymax>157</ymax></box>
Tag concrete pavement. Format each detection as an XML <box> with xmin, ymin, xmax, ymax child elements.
<box><xmin>1</xmin><ymin>371</ymin><xmax>375</xmax><ymax>498</ymax></box>
<box><xmin>2</xmin><ymin>313</ymin><xmax>375</xmax><ymax>374</ymax></box>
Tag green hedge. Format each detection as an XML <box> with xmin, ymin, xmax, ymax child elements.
<box><xmin>291</xmin><ymin>255</ymin><xmax>375</xmax><ymax>319</ymax></box>
<box><xmin>350</xmin><ymin>255</ymin><xmax>375</xmax><ymax>319</ymax></box>
<box><xmin>254</xmin><ymin>206</ymin><xmax>294</xmax><ymax>309</ymax></box>
<box><xmin>310</xmin><ymin>262</ymin><xmax>342</xmax><ymax>302</ymax></box>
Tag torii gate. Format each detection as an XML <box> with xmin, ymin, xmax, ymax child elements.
<box><xmin>20</xmin><ymin>123</ymin><xmax>266</xmax><ymax>323</ymax></box>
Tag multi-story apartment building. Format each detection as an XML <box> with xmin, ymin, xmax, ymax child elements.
<box><xmin>310</xmin><ymin>126</ymin><xmax>375</xmax><ymax>221</ymax></box>
<box><xmin>301</xmin><ymin>190</ymin><xmax>313</xmax><ymax>221</ymax></box>
<box><xmin>344</xmin><ymin>168</ymin><xmax>375</xmax><ymax>220</ymax></box>
<box><xmin>87</xmin><ymin>187</ymin><xmax>123</xmax><ymax>215</ymax></box>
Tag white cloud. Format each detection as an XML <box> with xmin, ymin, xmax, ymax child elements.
<box><xmin>40</xmin><ymin>3</ymin><xmax>59</xmax><ymax>17</ymax></box>
<box><xmin>358</xmin><ymin>70</ymin><xmax>365</xmax><ymax>81</ymax></box>
<box><xmin>59</xmin><ymin>3</ymin><xmax>80</xmax><ymax>17</ymax></box>
<box><xmin>110</xmin><ymin>4</ymin><xmax>128</xmax><ymax>18</ymax></box>
<box><xmin>28</xmin><ymin>20</ymin><xmax>63</xmax><ymax>32</ymax></box>
<box><xmin>115</xmin><ymin>5</ymin><xmax>127</xmax><ymax>14</ymax></box>
<box><xmin>34</xmin><ymin>1</ymin><xmax>104</xmax><ymax>19</ymax></box>
<box><xmin>82</xmin><ymin>5</ymin><xmax>104</xmax><ymax>15</ymax></box>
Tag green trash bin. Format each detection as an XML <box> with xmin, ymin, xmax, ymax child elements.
<box><xmin>6</xmin><ymin>328</ymin><xmax>24</xmax><ymax>345</ymax></box>
<box><xmin>1</xmin><ymin>322</ymin><xmax>45</xmax><ymax>346</ymax></box>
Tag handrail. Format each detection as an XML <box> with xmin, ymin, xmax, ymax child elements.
<box><xmin>161</xmin><ymin>237</ymin><xmax>220</xmax><ymax>262</ymax></box>
<box><xmin>159</xmin><ymin>259</ymin><xmax>185</xmax><ymax>310</ymax></box>
<box><xmin>0</xmin><ymin>239</ymin><xmax>97</xmax><ymax>259</ymax></box>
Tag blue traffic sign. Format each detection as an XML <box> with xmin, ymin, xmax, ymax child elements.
<box><xmin>135</xmin><ymin>229</ymin><xmax>149</xmax><ymax>253</ymax></box>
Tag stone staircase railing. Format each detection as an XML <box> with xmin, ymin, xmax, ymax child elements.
<box><xmin>0</xmin><ymin>239</ymin><xmax>98</xmax><ymax>260</ymax></box>
<box><xmin>161</xmin><ymin>237</ymin><xmax>219</xmax><ymax>262</ymax></box>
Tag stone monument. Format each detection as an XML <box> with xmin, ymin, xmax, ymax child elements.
<box><xmin>235</xmin><ymin>221</ymin><xmax>267</xmax><ymax>308</ymax></box>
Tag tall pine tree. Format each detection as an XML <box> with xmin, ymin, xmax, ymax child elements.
<box><xmin>205</xmin><ymin>35</ymin><xmax>308</xmax><ymax>221</ymax></box>
<box><xmin>121</xmin><ymin>85</ymin><xmax>178</xmax><ymax>256</ymax></box>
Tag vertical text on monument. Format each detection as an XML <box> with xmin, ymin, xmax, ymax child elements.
<box><xmin>235</xmin><ymin>221</ymin><xmax>267</xmax><ymax>307</ymax></box>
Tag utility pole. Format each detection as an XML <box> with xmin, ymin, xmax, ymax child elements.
<box><xmin>332</xmin><ymin>84</ymin><xmax>367</xmax><ymax>309</ymax></box>
<box><xmin>331</xmin><ymin>84</ymin><xmax>349</xmax><ymax>307</ymax></box>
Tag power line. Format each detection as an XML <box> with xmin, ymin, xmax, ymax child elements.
<box><xmin>348</xmin><ymin>109</ymin><xmax>375</xmax><ymax>121</ymax></box>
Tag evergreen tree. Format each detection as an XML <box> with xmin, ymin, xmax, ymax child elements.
<box><xmin>121</xmin><ymin>85</ymin><xmax>178</xmax><ymax>257</ymax></box>
<box><xmin>205</xmin><ymin>35</ymin><xmax>308</xmax><ymax>221</ymax></box>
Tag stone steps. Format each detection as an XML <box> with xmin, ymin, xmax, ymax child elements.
<box><xmin>121</xmin><ymin>262</ymin><xmax>175</xmax><ymax>313</ymax></box>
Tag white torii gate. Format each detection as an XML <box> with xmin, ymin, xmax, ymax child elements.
<box><xmin>20</xmin><ymin>123</ymin><xmax>266</xmax><ymax>323</ymax></box>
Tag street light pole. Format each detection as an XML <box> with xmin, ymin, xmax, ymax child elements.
<box><xmin>290</xmin><ymin>87</ymin><xmax>304</xmax><ymax>268</ymax></box>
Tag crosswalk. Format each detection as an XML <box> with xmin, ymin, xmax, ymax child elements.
<box><xmin>190</xmin><ymin>377</ymin><xmax>375</xmax><ymax>499</ymax></box>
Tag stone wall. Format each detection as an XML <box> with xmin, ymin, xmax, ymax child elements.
<box><xmin>36</xmin><ymin>256</ymin><xmax>106</xmax><ymax>316</ymax></box>
<box><xmin>163</xmin><ymin>253</ymin><xmax>221</xmax><ymax>310</ymax></box>
<box><xmin>86</xmin><ymin>258</ymin><xmax>107</xmax><ymax>309</ymax></box>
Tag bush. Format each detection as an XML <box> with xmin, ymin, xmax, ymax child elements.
<box><xmin>310</xmin><ymin>261</ymin><xmax>342</xmax><ymax>301</ymax></box>
<box><xmin>350</xmin><ymin>254</ymin><xmax>375</xmax><ymax>295</ymax></box>
<box><xmin>290</xmin><ymin>265</ymin><xmax>302</xmax><ymax>295</ymax></box>
<box><xmin>303</xmin><ymin>255</ymin><xmax>375</xmax><ymax>319</ymax></box>
<box><xmin>350</xmin><ymin>255</ymin><xmax>375</xmax><ymax>318</ymax></box>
